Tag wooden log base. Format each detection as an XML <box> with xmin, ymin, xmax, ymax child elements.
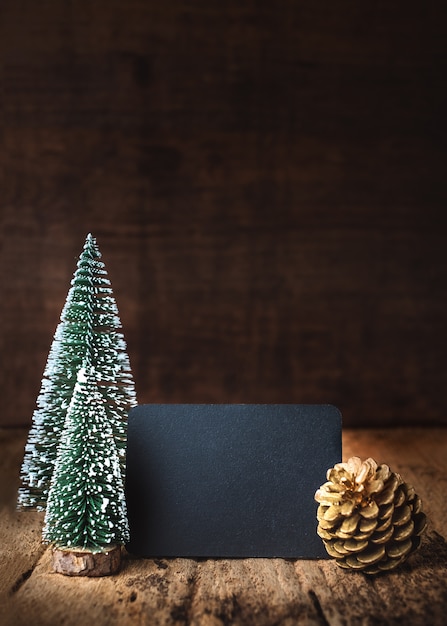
<box><xmin>51</xmin><ymin>545</ymin><xmax>122</xmax><ymax>577</ymax></box>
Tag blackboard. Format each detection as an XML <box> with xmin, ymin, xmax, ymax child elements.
<box><xmin>125</xmin><ymin>404</ymin><xmax>341</xmax><ymax>558</ymax></box>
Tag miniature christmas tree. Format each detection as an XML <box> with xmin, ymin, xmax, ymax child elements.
<box><xmin>43</xmin><ymin>361</ymin><xmax>129</xmax><ymax>575</ymax></box>
<box><xmin>18</xmin><ymin>234</ymin><xmax>136</xmax><ymax>510</ymax></box>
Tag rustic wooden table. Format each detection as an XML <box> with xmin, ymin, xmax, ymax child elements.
<box><xmin>1</xmin><ymin>428</ymin><xmax>446</xmax><ymax>625</ymax></box>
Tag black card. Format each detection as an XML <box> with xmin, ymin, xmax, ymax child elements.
<box><xmin>125</xmin><ymin>404</ymin><xmax>341</xmax><ymax>558</ymax></box>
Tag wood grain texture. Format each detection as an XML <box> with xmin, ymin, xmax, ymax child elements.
<box><xmin>1</xmin><ymin>427</ymin><xmax>447</xmax><ymax>625</ymax></box>
<box><xmin>1</xmin><ymin>2</ymin><xmax>447</xmax><ymax>426</ymax></box>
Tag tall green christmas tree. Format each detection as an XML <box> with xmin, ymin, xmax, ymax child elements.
<box><xmin>18</xmin><ymin>234</ymin><xmax>136</xmax><ymax>509</ymax></box>
<box><xmin>43</xmin><ymin>361</ymin><xmax>129</xmax><ymax>552</ymax></box>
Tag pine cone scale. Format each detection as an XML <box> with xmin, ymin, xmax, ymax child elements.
<box><xmin>375</xmin><ymin>486</ymin><xmax>395</xmax><ymax>506</ymax></box>
<box><xmin>412</xmin><ymin>495</ymin><xmax>423</xmax><ymax>515</ymax></box>
<box><xmin>394</xmin><ymin>487</ymin><xmax>406</xmax><ymax>508</ymax></box>
<box><xmin>335</xmin><ymin>529</ymin><xmax>353</xmax><ymax>540</ymax></box>
<box><xmin>325</xmin><ymin>543</ymin><xmax>342</xmax><ymax>558</ymax></box>
<box><xmin>386</xmin><ymin>538</ymin><xmax>412</xmax><ymax>559</ymax></box>
<box><xmin>393</xmin><ymin>519</ymin><xmax>414</xmax><ymax>542</ymax></box>
<box><xmin>339</xmin><ymin>513</ymin><xmax>361</xmax><ymax>534</ymax></box>
<box><xmin>323</xmin><ymin>505</ymin><xmax>343</xmax><ymax>522</ymax></box>
<box><xmin>317</xmin><ymin>527</ymin><xmax>333</xmax><ymax>540</ymax></box>
<box><xmin>333</xmin><ymin>541</ymin><xmax>350</xmax><ymax>555</ymax></box>
<box><xmin>345</xmin><ymin>555</ymin><xmax>367</xmax><ymax>569</ymax></box>
<box><xmin>378</xmin><ymin>503</ymin><xmax>394</xmax><ymax>521</ymax></box>
<box><xmin>352</xmin><ymin>532</ymin><xmax>372</xmax><ymax>541</ymax></box>
<box><xmin>340</xmin><ymin>501</ymin><xmax>356</xmax><ymax>516</ymax></box>
<box><xmin>359</xmin><ymin>501</ymin><xmax>379</xmax><ymax>519</ymax></box>
<box><xmin>392</xmin><ymin>504</ymin><xmax>412</xmax><ymax>526</ymax></box>
<box><xmin>355</xmin><ymin>543</ymin><xmax>386</xmax><ymax>565</ymax></box>
<box><xmin>370</xmin><ymin>525</ymin><xmax>394</xmax><ymax>544</ymax></box>
<box><xmin>318</xmin><ymin>517</ymin><xmax>338</xmax><ymax>531</ymax></box>
<box><xmin>413</xmin><ymin>512</ymin><xmax>427</xmax><ymax>535</ymax></box>
<box><xmin>344</xmin><ymin>538</ymin><xmax>368</xmax><ymax>553</ymax></box>
<box><xmin>359</xmin><ymin>518</ymin><xmax>377</xmax><ymax>533</ymax></box>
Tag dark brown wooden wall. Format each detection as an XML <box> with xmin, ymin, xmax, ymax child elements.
<box><xmin>1</xmin><ymin>2</ymin><xmax>446</xmax><ymax>427</ymax></box>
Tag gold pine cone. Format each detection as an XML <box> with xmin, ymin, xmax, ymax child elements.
<box><xmin>315</xmin><ymin>456</ymin><xmax>427</xmax><ymax>575</ymax></box>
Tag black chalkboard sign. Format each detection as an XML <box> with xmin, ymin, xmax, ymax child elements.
<box><xmin>125</xmin><ymin>404</ymin><xmax>341</xmax><ymax>558</ymax></box>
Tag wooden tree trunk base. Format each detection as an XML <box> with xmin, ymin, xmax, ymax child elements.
<box><xmin>51</xmin><ymin>545</ymin><xmax>122</xmax><ymax>577</ymax></box>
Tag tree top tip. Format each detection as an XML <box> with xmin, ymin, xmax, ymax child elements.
<box><xmin>82</xmin><ymin>233</ymin><xmax>101</xmax><ymax>258</ymax></box>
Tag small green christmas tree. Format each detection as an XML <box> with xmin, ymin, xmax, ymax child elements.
<box><xmin>43</xmin><ymin>361</ymin><xmax>129</xmax><ymax>553</ymax></box>
<box><xmin>18</xmin><ymin>234</ymin><xmax>136</xmax><ymax>509</ymax></box>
